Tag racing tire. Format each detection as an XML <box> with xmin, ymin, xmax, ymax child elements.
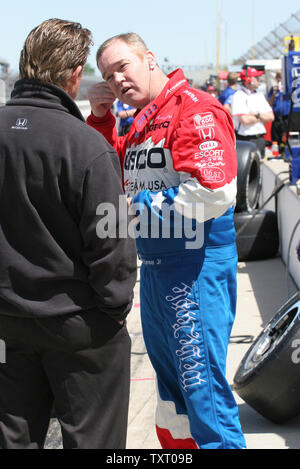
<box><xmin>234</xmin><ymin>210</ymin><xmax>279</xmax><ymax>262</ymax></box>
<box><xmin>233</xmin><ymin>291</ymin><xmax>300</xmax><ymax>423</ymax></box>
<box><xmin>235</xmin><ymin>140</ymin><xmax>261</xmax><ymax>213</ymax></box>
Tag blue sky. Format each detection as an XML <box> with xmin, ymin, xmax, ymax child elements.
<box><xmin>1</xmin><ymin>0</ymin><xmax>300</xmax><ymax>73</ymax></box>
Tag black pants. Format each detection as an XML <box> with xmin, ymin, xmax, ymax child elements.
<box><xmin>271</xmin><ymin>115</ymin><xmax>289</xmax><ymax>147</ymax></box>
<box><xmin>0</xmin><ymin>309</ymin><xmax>131</xmax><ymax>449</ymax></box>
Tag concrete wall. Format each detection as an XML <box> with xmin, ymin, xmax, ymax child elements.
<box><xmin>261</xmin><ymin>159</ymin><xmax>300</xmax><ymax>290</ymax></box>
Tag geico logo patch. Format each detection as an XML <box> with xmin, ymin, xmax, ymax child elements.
<box><xmin>124</xmin><ymin>147</ymin><xmax>166</xmax><ymax>170</ymax></box>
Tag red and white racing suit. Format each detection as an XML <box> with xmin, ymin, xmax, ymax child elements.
<box><xmin>87</xmin><ymin>69</ymin><xmax>246</xmax><ymax>449</ymax></box>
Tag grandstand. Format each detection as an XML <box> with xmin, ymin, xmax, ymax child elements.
<box><xmin>234</xmin><ymin>9</ymin><xmax>300</xmax><ymax>63</ymax></box>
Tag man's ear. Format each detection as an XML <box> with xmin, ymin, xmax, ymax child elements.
<box><xmin>65</xmin><ymin>65</ymin><xmax>83</xmax><ymax>99</ymax></box>
<box><xmin>145</xmin><ymin>51</ymin><xmax>156</xmax><ymax>71</ymax></box>
<box><xmin>72</xmin><ymin>65</ymin><xmax>83</xmax><ymax>83</ymax></box>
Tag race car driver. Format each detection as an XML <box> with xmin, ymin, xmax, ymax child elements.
<box><xmin>87</xmin><ymin>32</ymin><xmax>246</xmax><ymax>450</ymax></box>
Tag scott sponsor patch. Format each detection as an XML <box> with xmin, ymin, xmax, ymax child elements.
<box><xmin>195</xmin><ymin>161</ymin><xmax>225</xmax><ymax>168</ymax></box>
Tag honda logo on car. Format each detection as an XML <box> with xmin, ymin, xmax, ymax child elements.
<box><xmin>199</xmin><ymin>140</ymin><xmax>219</xmax><ymax>151</ymax></box>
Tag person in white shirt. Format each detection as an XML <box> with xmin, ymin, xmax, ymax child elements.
<box><xmin>231</xmin><ymin>67</ymin><xmax>274</xmax><ymax>158</ymax></box>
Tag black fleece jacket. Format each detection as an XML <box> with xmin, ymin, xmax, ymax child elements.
<box><xmin>0</xmin><ymin>79</ymin><xmax>137</xmax><ymax>321</ymax></box>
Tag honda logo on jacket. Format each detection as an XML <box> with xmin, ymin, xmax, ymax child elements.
<box><xmin>11</xmin><ymin>118</ymin><xmax>28</xmax><ymax>130</ymax></box>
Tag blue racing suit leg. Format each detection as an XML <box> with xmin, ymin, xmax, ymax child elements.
<box><xmin>139</xmin><ymin>246</ymin><xmax>246</xmax><ymax>449</ymax></box>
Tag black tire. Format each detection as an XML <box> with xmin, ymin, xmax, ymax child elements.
<box><xmin>233</xmin><ymin>292</ymin><xmax>300</xmax><ymax>423</ymax></box>
<box><xmin>234</xmin><ymin>210</ymin><xmax>279</xmax><ymax>261</ymax></box>
<box><xmin>235</xmin><ymin>141</ymin><xmax>261</xmax><ymax>213</ymax></box>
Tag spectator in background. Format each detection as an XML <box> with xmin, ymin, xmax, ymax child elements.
<box><xmin>223</xmin><ymin>92</ymin><xmax>235</xmax><ymax>115</ymax></box>
<box><xmin>268</xmin><ymin>71</ymin><xmax>290</xmax><ymax>154</ymax></box>
<box><xmin>218</xmin><ymin>72</ymin><xmax>239</xmax><ymax>106</ymax></box>
<box><xmin>231</xmin><ymin>67</ymin><xmax>274</xmax><ymax>158</ymax></box>
<box><xmin>116</xmin><ymin>99</ymin><xmax>136</xmax><ymax>135</ymax></box>
<box><xmin>206</xmin><ymin>83</ymin><xmax>219</xmax><ymax>98</ymax></box>
<box><xmin>289</xmin><ymin>35</ymin><xmax>295</xmax><ymax>52</ymax></box>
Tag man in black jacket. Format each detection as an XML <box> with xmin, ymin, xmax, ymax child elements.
<box><xmin>0</xmin><ymin>19</ymin><xmax>137</xmax><ymax>449</ymax></box>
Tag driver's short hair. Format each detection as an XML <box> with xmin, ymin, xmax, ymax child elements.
<box><xmin>96</xmin><ymin>33</ymin><xmax>148</xmax><ymax>64</ymax></box>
